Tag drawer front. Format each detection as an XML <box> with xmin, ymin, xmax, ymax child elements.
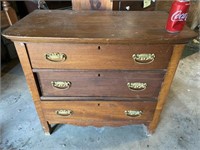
<box><xmin>27</xmin><ymin>43</ymin><xmax>173</xmax><ymax>70</ymax></box>
<box><xmin>41</xmin><ymin>101</ymin><xmax>156</xmax><ymax>125</ymax></box>
<box><xmin>37</xmin><ymin>70</ymin><xmax>165</xmax><ymax>98</ymax></box>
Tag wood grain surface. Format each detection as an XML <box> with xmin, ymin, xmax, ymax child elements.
<box><xmin>2</xmin><ymin>10</ymin><xmax>197</xmax><ymax>44</ymax></box>
<box><xmin>37</xmin><ymin>70</ymin><xmax>165</xmax><ymax>98</ymax></box>
<box><xmin>27</xmin><ymin>43</ymin><xmax>173</xmax><ymax>70</ymax></box>
<box><xmin>41</xmin><ymin>100</ymin><xmax>156</xmax><ymax>126</ymax></box>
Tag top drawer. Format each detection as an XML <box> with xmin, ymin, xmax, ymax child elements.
<box><xmin>26</xmin><ymin>43</ymin><xmax>173</xmax><ymax>70</ymax></box>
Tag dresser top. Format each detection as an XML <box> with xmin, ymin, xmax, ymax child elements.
<box><xmin>3</xmin><ymin>10</ymin><xmax>197</xmax><ymax>44</ymax></box>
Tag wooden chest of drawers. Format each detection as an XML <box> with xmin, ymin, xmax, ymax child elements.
<box><xmin>3</xmin><ymin>10</ymin><xmax>197</xmax><ymax>135</ymax></box>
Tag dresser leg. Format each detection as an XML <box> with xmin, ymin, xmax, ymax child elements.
<box><xmin>142</xmin><ymin>124</ymin><xmax>152</xmax><ymax>137</ymax></box>
<box><xmin>42</xmin><ymin>121</ymin><xmax>51</xmax><ymax>135</ymax></box>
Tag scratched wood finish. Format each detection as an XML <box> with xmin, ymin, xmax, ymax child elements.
<box><xmin>41</xmin><ymin>101</ymin><xmax>156</xmax><ymax>125</ymax></box>
<box><xmin>27</xmin><ymin>43</ymin><xmax>173</xmax><ymax>70</ymax></box>
<box><xmin>2</xmin><ymin>10</ymin><xmax>197</xmax><ymax>44</ymax></box>
<box><xmin>37</xmin><ymin>70</ymin><xmax>165</xmax><ymax>98</ymax></box>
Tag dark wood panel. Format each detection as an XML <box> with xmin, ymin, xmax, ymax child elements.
<box><xmin>37</xmin><ymin>70</ymin><xmax>165</xmax><ymax>98</ymax></box>
<box><xmin>41</xmin><ymin>101</ymin><xmax>156</xmax><ymax>125</ymax></box>
<box><xmin>27</xmin><ymin>43</ymin><xmax>173</xmax><ymax>70</ymax></box>
<box><xmin>2</xmin><ymin>10</ymin><xmax>197</xmax><ymax>44</ymax></box>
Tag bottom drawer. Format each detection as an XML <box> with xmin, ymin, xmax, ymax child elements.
<box><xmin>41</xmin><ymin>101</ymin><xmax>156</xmax><ymax>126</ymax></box>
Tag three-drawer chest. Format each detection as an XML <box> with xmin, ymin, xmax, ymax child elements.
<box><xmin>3</xmin><ymin>10</ymin><xmax>197</xmax><ymax>135</ymax></box>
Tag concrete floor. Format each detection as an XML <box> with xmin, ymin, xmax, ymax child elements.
<box><xmin>1</xmin><ymin>46</ymin><xmax>200</xmax><ymax>150</ymax></box>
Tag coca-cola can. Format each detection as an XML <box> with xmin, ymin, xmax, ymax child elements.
<box><xmin>166</xmin><ymin>0</ymin><xmax>190</xmax><ymax>33</ymax></box>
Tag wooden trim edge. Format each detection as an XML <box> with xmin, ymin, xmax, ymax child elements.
<box><xmin>148</xmin><ymin>44</ymin><xmax>185</xmax><ymax>133</ymax></box>
<box><xmin>14</xmin><ymin>42</ymin><xmax>51</xmax><ymax>134</ymax></box>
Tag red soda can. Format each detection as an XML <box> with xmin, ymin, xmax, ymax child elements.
<box><xmin>166</xmin><ymin>0</ymin><xmax>190</xmax><ymax>33</ymax></box>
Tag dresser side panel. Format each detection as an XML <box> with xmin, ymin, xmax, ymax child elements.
<box><xmin>14</xmin><ymin>42</ymin><xmax>51</xmax><ymax>134</ymax></box>
<box><xmin>149</xmin><ymin>44</ymin><xmax>185</xmax><ymax>133</ymax></box>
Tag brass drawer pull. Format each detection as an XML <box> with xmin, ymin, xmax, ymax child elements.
<box><xmin>45</xmin><ymin>52</ymin><xmax>67</xmax><ymax>62</ymax></box>
<box><xmin>51</xmin><ymin>81</ymin><xmax>71</xmax><ymax>90</ymax></box>
<box><xmin>125</xmin><ymin>110</ymin><xmax>143</xmax><ymax>117</ymax></box>
<box><xmin>56</xmin><ymin>109</ymin><xmax>73</xmax><ymax>116</ymax></box>
<box><xmin>132</xmin><ymin>54</ymin><xmax>155</xmax><ymax>64</ymax></box>
<box><xmin>127</xmin><ymin>82</ymin><xmax>147</xmax><ymax>91</ymax></box>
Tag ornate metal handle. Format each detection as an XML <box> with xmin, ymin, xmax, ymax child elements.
<box><xmin>127</xmin><ymin>82</ymin><xmax>147</xmax><ymax>91</ymax></box>
<box><xmin>55</xmin><ymin>109</ymin><xmax>73</xmax><ymax>116</ymax></box>
<box><xmin>125</xmin><ymin>110</ymin><xmax>143</xmax><ymax>117</ymax></box>
<box><xmin>132</xmin><ymin>53</ymin><xmax>155</xmax><ymax>64</ymax></box>
<box><xmin>51</xmin><ymin>81</ymin><xmax>71</xmax><ymax>90</ymax></box>
<box><xmin>45</xmin><ymin>52</ymin><xmax>67</xmax><ymax>62</ymax></box>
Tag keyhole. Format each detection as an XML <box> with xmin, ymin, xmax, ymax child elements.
<box><xmin>98</xmin><ymin>73</ymin><xmax>101</xmax><ymax>77</ymax></box>
<box><xmin>98</xmin><ymin>46</ymin><xmax>101</xmax><ymax>50</ymax></box>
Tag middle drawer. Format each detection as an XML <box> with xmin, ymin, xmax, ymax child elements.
<box><xmin>36</xmin><ymin>70</ymin><xmax>165</xmax><ymax>98</ymax></box>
